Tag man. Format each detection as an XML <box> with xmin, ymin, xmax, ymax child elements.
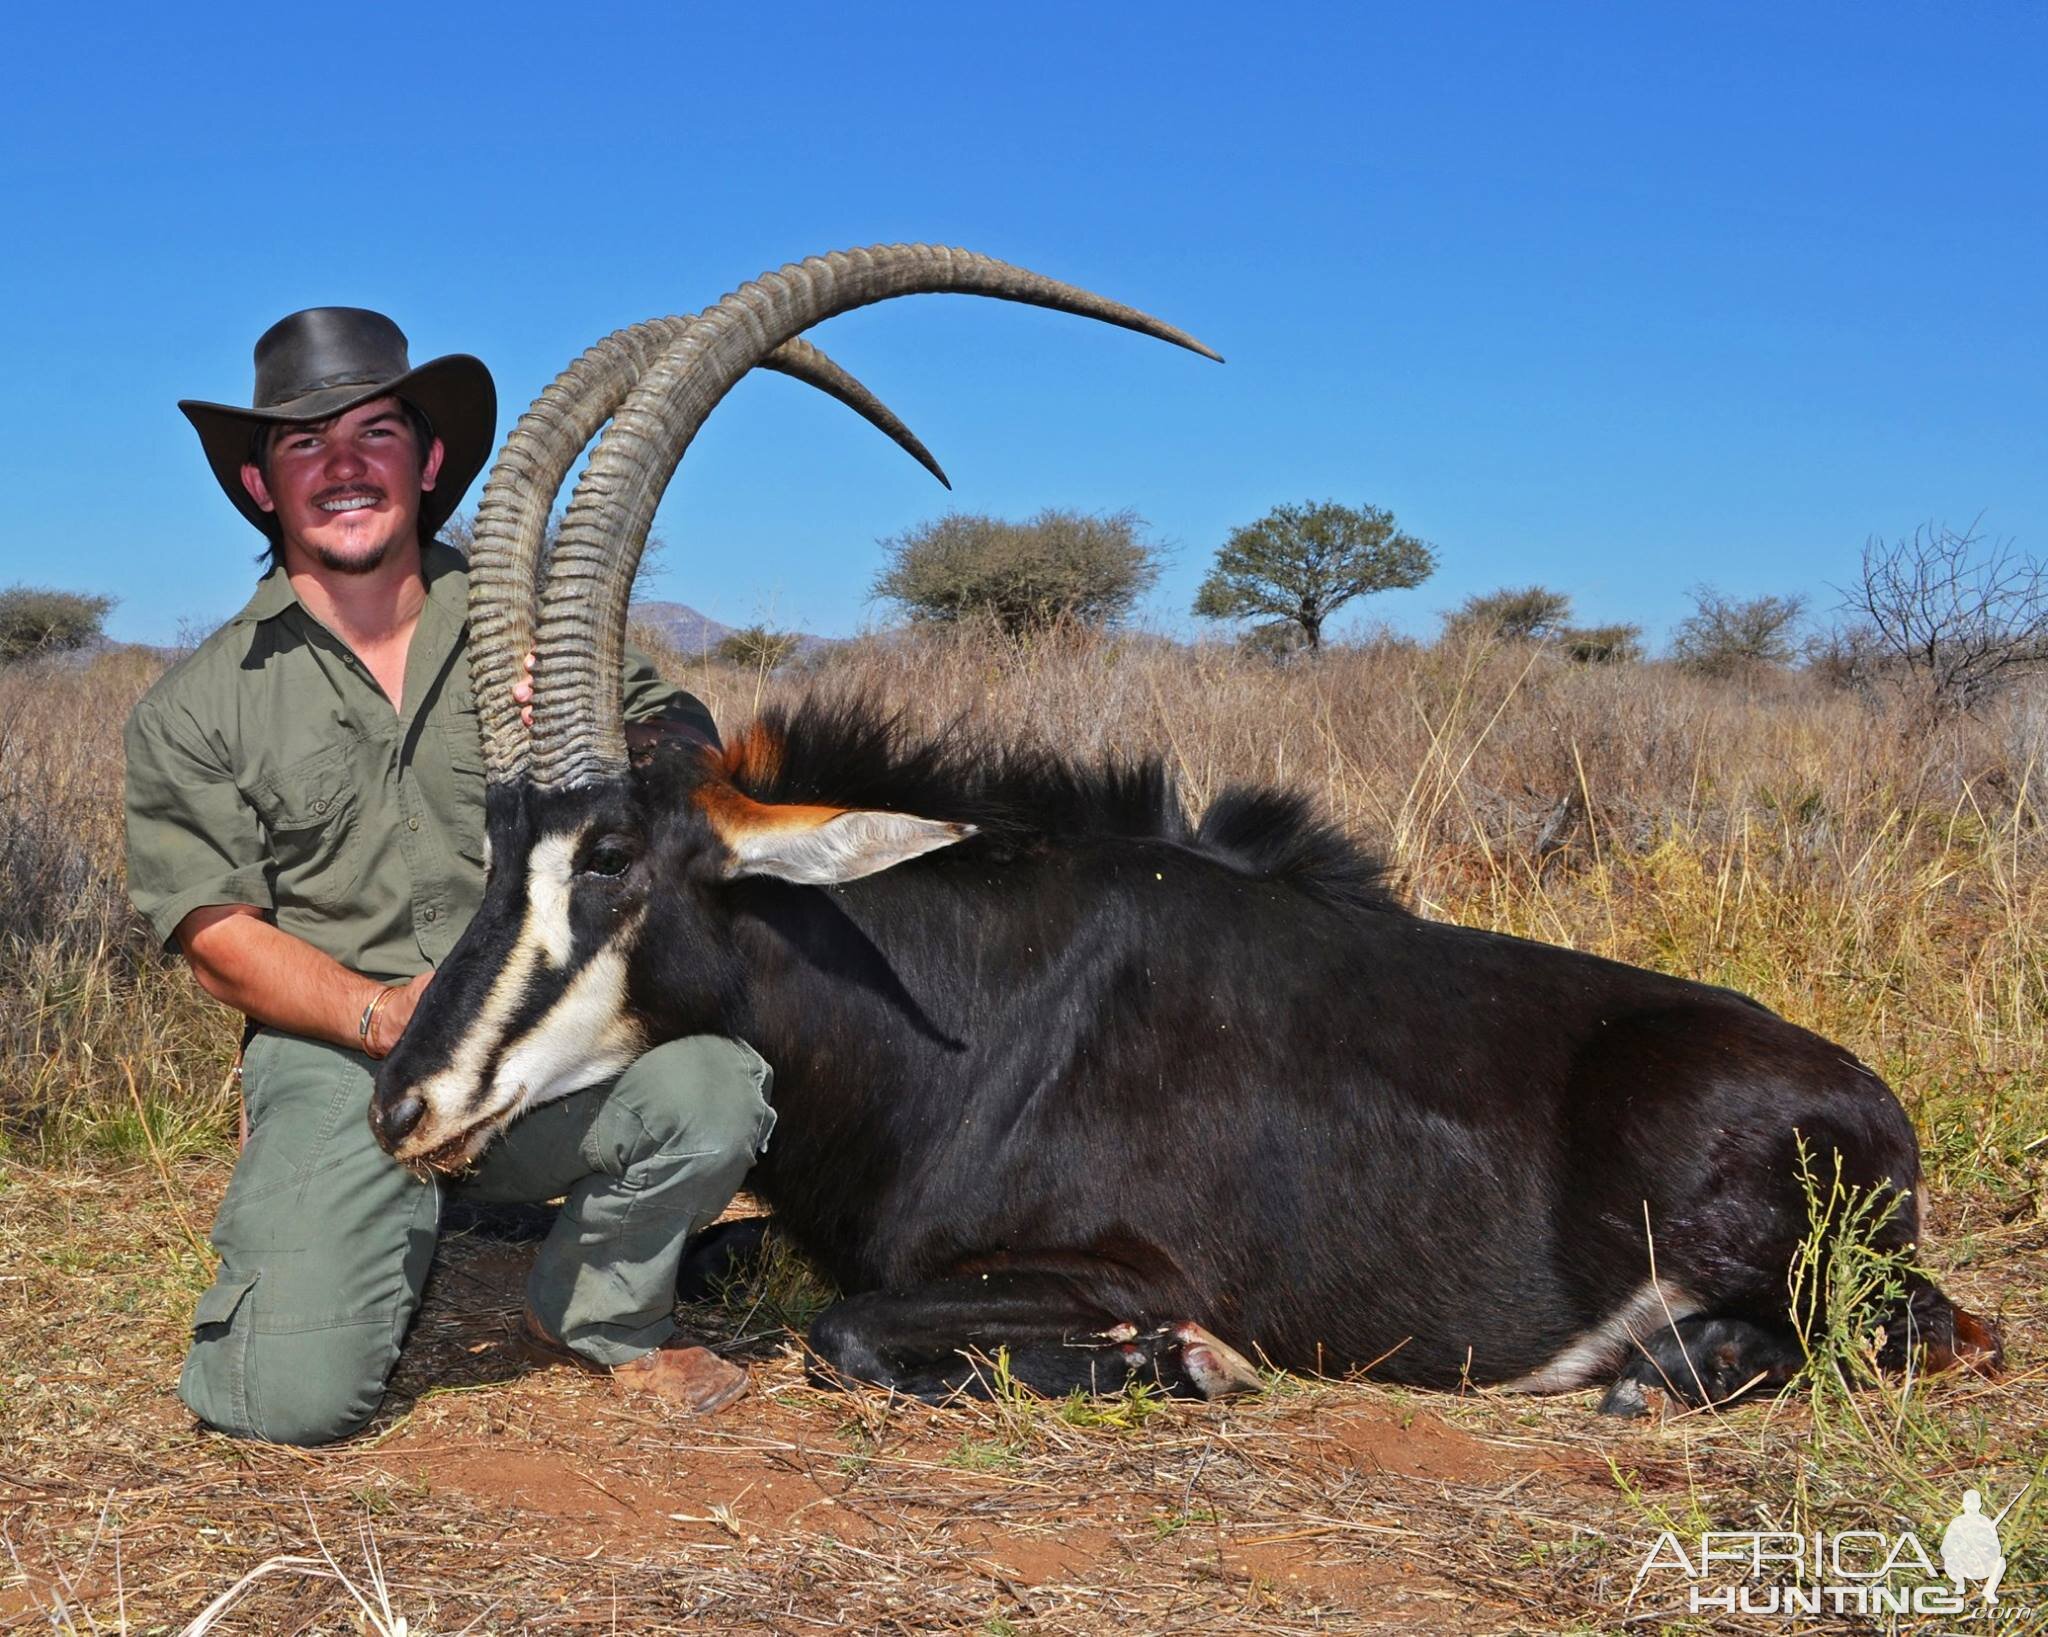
<box><xmin>126</xmin><ymin>308</ymin><xmax>772</xmax><ymax>1445</ymax></box>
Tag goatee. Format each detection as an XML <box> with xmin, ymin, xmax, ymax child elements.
<box><xmin>315</xmin><ymin>541</ymin><xmax>393</xmax><ymax>575</ymax></box>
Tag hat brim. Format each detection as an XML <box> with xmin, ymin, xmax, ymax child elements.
<box><xmin>180</xmin><ymin>353</ymin><xmax>497</xmax><ymax>545</ymax></box>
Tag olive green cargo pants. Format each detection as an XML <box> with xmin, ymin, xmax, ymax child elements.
<box><xmin>179</xmin><ymin>1030</ymin><xmax>776</xmax><ymax>1446</ymax></box>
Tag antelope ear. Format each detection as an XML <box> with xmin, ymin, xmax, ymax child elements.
<box><xmin>716</xmin><ymin>804</ymin><xmax>975</xmax><ymax>885</ymax></box>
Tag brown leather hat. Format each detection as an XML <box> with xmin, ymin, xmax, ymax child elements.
<box><xmin>179</xmin><ymin>307</ymin><xmax>497</xmax><ymax>542</ymax></box>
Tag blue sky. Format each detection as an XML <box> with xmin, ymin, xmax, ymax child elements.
<box><xmin>3</xmin><ymin>1</ymin><xmax>2042</xmax><ymax>648</ymax></box>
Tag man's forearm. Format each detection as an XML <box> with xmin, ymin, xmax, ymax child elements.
<box><xmin>174</xmin><ymin>905</ymin><xmax>406</xmax><ymax>1054</ymax></box>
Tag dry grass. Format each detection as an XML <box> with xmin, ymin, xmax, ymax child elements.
<box><xmin>3</xmin><ymin>630</ymin><xmax>2045</xmax><ymax>1633</ymax></box>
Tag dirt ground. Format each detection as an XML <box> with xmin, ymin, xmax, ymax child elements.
<box><xmin>3</xmin><ymin>1163</ymin><xmax>2044</xmax><ymax>1635</ymax></box>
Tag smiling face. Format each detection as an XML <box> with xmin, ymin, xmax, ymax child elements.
<box><xmin>241</xmin><ymin>395</ymin><xmax>445</xmax><ymax>576</ymax></box>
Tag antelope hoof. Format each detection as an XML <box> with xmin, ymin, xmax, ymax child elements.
<box><xmin>1598</xmin><ymin>1377</ymin><xmax>1675</xmax><ymax>1419</ymax></box>
<box><xmin>1172</xmin><ymin>1322</ymin><xmax>1263</xmax><ymax>1399</ymax></box>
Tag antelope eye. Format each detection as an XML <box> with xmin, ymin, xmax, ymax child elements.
<box><xmin>581</xmin><ymin>838</ymin><xmax>637</xmax><ymax>878</ymax></box>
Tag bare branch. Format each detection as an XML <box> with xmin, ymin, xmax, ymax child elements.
<box><xmin>1841</xmin><ymin>518</ymin><xmax>2048</xmax><ymax>709</ymax></box>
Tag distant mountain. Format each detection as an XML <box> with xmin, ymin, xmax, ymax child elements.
<box><xmin>630</xmin><ymin>600</ymin><xmax>736</xmax><ymax>654</ymax></box>
<box><xmin>630</xmin><ymin>599</ymin><xmax>838</xmax><ymax>658</ymax></box>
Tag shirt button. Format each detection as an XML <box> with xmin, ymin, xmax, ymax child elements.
<box><xmin>408</xmin><ymin>816</ymin><xmax>420</xmax><ymax>831</ymax></box>
<box><xmin>424</xmin><ymin>907</ymin><xmax>437</xmax><ymax>922</ymax></box>
<box><xmin>313</xmin><ymin>797</ymin><xmax>329</xmax><ymax>813</ymax></box>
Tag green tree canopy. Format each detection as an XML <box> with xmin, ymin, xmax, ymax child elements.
<box><xmin>0</xmin><ymin>585</ymin><xmax>115</xmax><ymax>663</ymax></box>
<box><xmin>1194</xmin><ymin>500</ymin><xmax>1434</xmax><ymax>650</ymax></box>
<box><xmin>872</xmin><ymin>509</ymin><xmax>1159</xmax><ymax>636</ymax></box>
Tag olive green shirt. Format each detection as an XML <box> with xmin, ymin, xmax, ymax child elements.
<box><xmin>123</xmin><ymin>541</ymin><xmax>712</xmax><ymax>981</ymax></box>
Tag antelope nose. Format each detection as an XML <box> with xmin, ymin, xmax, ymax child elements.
<box><xmin>379</xmin><ymin>1093</ymin><xmax>426</xmax><ymax>1147</ymax></box>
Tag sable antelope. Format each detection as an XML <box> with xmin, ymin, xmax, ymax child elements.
<box><xmin>374</xmin><ymin>244</ymin><xmax>1997</xmax><ymax>1411</ymax></box>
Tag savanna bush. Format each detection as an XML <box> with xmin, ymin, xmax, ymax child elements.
<box><xmin>872</xmin><ymin>509</ymin><xmax>1160</xmax><ymax>635</ymax></box>
<box><xmin>0</xmin><ymin>585</ymin><xmax>114</xmax><ymax>663</ymax></box>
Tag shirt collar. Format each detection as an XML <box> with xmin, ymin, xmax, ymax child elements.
<box><xmin>230</xmin><ymin>539</ymin><xmax>469</xmax><ymax>627</ymax></box>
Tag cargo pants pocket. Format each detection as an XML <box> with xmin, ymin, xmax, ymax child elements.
<box><xmin>179</xmin><ymin>1269</ymin><xmax>261</xmax><ymax>1438</ymax></box>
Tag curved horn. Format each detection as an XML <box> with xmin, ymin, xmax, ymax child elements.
<box><xmin>530</xmin><ymin>243</ymin><xmax>1221</xmax><ymax>787</ymax></box>
<box><xmin>763</xmin><ymin>338</ymin><xmax>949</xmax><ymax>492</ymax></box>
<box><xmin>467</xmin><ymin>322</ymin><xmax>949</xmax><ymax>782</ymax></box>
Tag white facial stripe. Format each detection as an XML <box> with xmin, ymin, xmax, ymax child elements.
<box><xmin>491</xmin><ymin>923</ymin><xmax>648</xmax><ymax>1112</ymax></box>
<box><xmin>396</xmin><ymin>931</ymin><xmax>541</xmax><ymax>1154</ymax></box>
<box><xmin>1500</xmin><ymin>1280</ymin><xmax>1698</xmax><ymax>1393</ymax></box>
<box><xmin>392</xmin><ymin>824</ymin><xmax>589</xmax><ymax>1164</ymax></box>
<box><xmin>442</xmin><ymin>930</ymin><xmax>540</xmax><ymax>1095</ymax></box>
<box><xmin>394</xmin><ymin>890</ymin><xmax>645</xmax><ymax>1166</ymax></box>
<box><xmin>524</xmin><ymin>831</ymin><xmax>580</xmax><ymax>968</ymax></box>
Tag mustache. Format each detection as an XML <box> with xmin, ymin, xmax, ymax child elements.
<box><xmin>313</xmin><ymin>484</ymin><xmax>388</xmax><ymax>505</ymax></box>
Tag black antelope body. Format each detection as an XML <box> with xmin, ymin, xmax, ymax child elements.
<box><xmin>372</xmin><ymin>244</ymin><xmax>1998</xmax><ymax>1411</ymax></box>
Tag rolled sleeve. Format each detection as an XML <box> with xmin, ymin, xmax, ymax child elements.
<box><xmin>124</xmin><ymin>694</ymin><xmax>272</xmax><ymax>950</ymax></box>
<box><xmin>621</xmin><ymin>643</ymin><xmax>719</xmax><ymax>748</ymax></box>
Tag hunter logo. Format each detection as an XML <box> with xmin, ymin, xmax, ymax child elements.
<box><xmin>1630</xmin><ymin>1487</ymin><xmax>2026</xmax><ymax>1618</ymax></box>
<box><xmin>1941</xmin><ymin>1491</ymin><xmax>2010</xmax><ymax>1605</ymax></box>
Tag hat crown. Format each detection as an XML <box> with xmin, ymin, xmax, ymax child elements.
<box><xmin>252</xmin><ymin>308</ymin><xmax>414</xmax><ymax>411</ymax></box>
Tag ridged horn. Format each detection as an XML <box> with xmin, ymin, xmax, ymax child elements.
<box><xmin>467</xmin><ymin>322</ymin><xmax>948</xmax><ymax>783</ymax></box>
<box><xmin>530</xmin><ymin>243</ymin><xmax>1221</xmax><ymax>788</ymax></box>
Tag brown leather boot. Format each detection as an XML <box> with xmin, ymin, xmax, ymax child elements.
<box><xmin>516</xmin><ymin>1310</ymin><xmax>748</xmax><ymax>1414</ymax></box>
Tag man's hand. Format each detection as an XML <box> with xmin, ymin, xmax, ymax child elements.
<box><xmin>366</xmin><ymin>971</ymin><xmax>434</xmax><ymax>1058</ymax></box>
<box><xmin>176</xmin><ymin>904</ymin><xmax>435</xmax><ymax>1059</ymax></box>
<box><xmin>514</xmin><ymin>649</ymin><xmax>711</xmax><ymax>758</ymax></box>
<box><xmin>513</xmin><ymin>650</ymin><xmax>535</xmax><ymax>728</ymax></box>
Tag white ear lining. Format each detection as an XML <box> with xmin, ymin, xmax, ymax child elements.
<box><xmin>727</xmin><ymin>811</ymin><xmax>973</xmax><ymax>885</ymax></box>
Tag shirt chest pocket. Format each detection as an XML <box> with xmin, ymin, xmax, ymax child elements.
<box><xmin>247</xmin><ymin>745</ymin><xmax>369</xmax><ymax>912</ymax></box>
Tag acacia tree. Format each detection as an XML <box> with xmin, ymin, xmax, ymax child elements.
<box><xmin>715</xmin><ymin>624</ymin><xmax>803</xmax><ymax>670</ymax></box>
<box><xmin>1443</xmin><ymin>585</ymin><xmax>1575</xmax><ymax>643</ymax></box>
<box><xmin>0</xmin><ymin>586</ymin><xmax>114</xmax><ymax>662</ymax></box>
<box><xmin>1193</xmin><ymin>500</ymin><xmax>1434</xmax><ymax>651</ymax></box>
<box><xmin>1439</xmin><ymin>585</ymin><xmax>1640</xmax><ymax>663</ymax></box>
<box><xmin>872</xmin><ymin>509</ymin><xmax>1159</xmax><ymax>635</ymax></box>
<box><xmin>1559</xmin><ymin>622</ymin><xmax>1645</xmax><ymax>664</ymax></box>
<box><xmin>1671</xmin><ymin>585</ymin><xmax>1807</xmax><ymax>677</ymax></box>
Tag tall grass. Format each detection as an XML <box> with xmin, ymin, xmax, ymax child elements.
<box><xmin>0</xmin><ymin>652</ymin><xmax>237</xmax><ymax>1162</ymax></box>
<box><xmin>5</xmin><ymin>627</ymin><xmax>2043</xmax><ymax>1216</ymax></box>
